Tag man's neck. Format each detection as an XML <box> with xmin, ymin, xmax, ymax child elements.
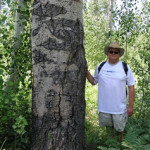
<box><xmin>108</xmin><ymin>59</ymin><xmax>119</xmax><ymax>64</ymax></box>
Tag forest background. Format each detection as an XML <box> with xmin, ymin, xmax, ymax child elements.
<box><xmin>0</xmin><ymin>0</ymin><xmax>150</xmax><ymax>149</ymax></box>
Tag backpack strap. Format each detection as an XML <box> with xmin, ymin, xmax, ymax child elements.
<box><xmin>122</xmin><ymin>62</ymin><xmax>128</xmax><ymax>76</ymax></box>
<box><xmin>122</xmin><ymin>62</ymin><xmax>128</xmax><ymax>96</ymax></box>
<box><xmin>98</xmin><ymin>61</ymin><xmax>106</xmax><ymax>74</ymax></box>
<box><xmin>98</xmin><ymin>61</ymin><xmax>128</xmax><ymax>75</ymax></box>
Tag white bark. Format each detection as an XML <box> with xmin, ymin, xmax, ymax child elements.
<box><xmin>32</xmin><ymin>0</ymin><xmax>86</xmax><ymax>149</ymax></box>
<box><xmin>108</xmin><ymin>0</ymin><xmax>114</xmax><ymax>37</ymax></box>
<box><xmin>14</xmin><ymin>0</ymin><xmax>25</xmax><ymax>47</ymax></box>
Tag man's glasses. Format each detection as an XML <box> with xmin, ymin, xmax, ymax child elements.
<box><xmin>109</xmin><ymin>50</ymin><xmax>120</xmax><ymax>54</ymax></box>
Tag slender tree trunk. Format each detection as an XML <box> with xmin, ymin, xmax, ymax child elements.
<box><xmin>108</xmin><ymin>0</ymin><xmax>114</xmax><ymax>37</ymax></box>
<box><xmin>84</xmin><ymin>0</ymin><xmax>87</xmax><ymax>8</ymax></box>
<box><xmin>31</xmin><ymin>0</ymin><xmax>87</xmax><ymax>149</ymax></box>
<box><xmin>0</xmin><ymin>0</ymin><xmax>1</xmax><ymax>12</ymax></box>
<box><xmin>108</xmin><ymin>0</ymin><xmax>113</xmax><ymax>30</ymax></box>
<box><xmin>14</xmin><ymin>0</ymin><xmax>25</xmax><ymax>47</ymax></box>
<box><xmin>4</xmin><ymin>0</ymin><xmax>25</xmax><ymax>90</ymax></box>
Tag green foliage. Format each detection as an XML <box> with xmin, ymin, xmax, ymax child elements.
<box><xmin>13</xmin><ymin>116</ymin><xmax>28</xmax><ymax>135</ymax></box>
<box><xmin>0</xmin><ymin>0</ymin><xmax>32</xmax><ymax>149</ymax></box>
<box><xmin>122</xmin><ymin>114</ymin><xmax>150</xmax><ymax>150</ymax></box>
<box><xmin>84</xmin><ymin>0</ymin><xmax>108</xmax><ymax>68</ymax></box>
<box><xmin>85</xmin><ymin>82</ymin><xmax>103</xmax><ymax>150</ymax></box>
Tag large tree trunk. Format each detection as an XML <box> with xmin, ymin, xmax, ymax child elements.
<box><xmin>31</xmin><ymin>0</ymin><xmax>87</xmax><ymax>149</ymax></box>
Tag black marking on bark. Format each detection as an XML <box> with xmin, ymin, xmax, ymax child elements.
<box><xmin>50</xmin><ymin>70</ymin><xmax>65</xmax><ymax>85</ymax></box>
<box><xmin>33</xmin><ymin>50</ymin><xmax>54</xmax><ymax>64</ymax></box>
<box><xmin>32</xmin><ymin>0</ymin><xmax>39</xmax><ymax>6</ymax></box>
<box><xmin>32</xmin><ymin>3</ymin><xmax>67</xmax><ymax>17</ymax></box>
<box><xmin>38</xmin><ymin>18</ymin><xmax>84</xmax><ymax>52</ymax></box>
<box><xmin>32</xmin><ymin>27</ymin><xmax>40</xmax><ymax>36</ymax></box>
<box><xmin>48</xmin><ymin>89</ymin><xmax>58</xmax><ymax>96</ymax></box>
<box><xmin>45</xmin><ymin>100</ymin><xmax>53</xmax><ymax>108</ymax></box>
<box><xmin>40</xmin><ymin>37</ymin><xmax>65</xmax><ymax>51</ymax></box>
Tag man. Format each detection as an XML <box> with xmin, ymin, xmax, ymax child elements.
<box><xmin>86</xmin><ymin>42</ymin><xmax>135</xmax><ymax>141</ymax></box>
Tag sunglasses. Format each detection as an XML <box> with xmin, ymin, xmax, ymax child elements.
<box><xmin>109</xmin><ymin>50</ymin><xmax>120</xmax><ymax>54</ymax></box>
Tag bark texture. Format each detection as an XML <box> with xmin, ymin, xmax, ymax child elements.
<box><xmin>32</xmin><ymin>0</ymin><xmax>86</xmax><ymax>149</ymax></box>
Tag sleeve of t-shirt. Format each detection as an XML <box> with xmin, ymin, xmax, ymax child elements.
<box><xmin>93</xmin><ymin>65</ymin><xmax>99</xmax><ymax>85</ymax></box>
<box><xmin>127</xmin><ymin>65</ymin><xmax>136</xmax><ymax>86</ymax></box>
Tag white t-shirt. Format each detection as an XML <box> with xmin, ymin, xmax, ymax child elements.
<box><xmin>93</xmin><ymin>60</ymin><xmax>135</xmax><ymax>114</ymax></box>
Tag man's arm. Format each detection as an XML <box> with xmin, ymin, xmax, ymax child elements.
<box><xmin>86</xmin><ymin>70</ymin><xmax>95</xmax><ymax>85</ymax></box>
<box><xmin>128</xmin><ymin>85</ymin><xmax>135</xmax><ymax>117</ymax></box>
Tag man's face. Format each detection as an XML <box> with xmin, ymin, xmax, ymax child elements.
<box><xmin>108</xmin><ymin>48</ymin><xmax>120</xmax><ymax>63</ymax></box>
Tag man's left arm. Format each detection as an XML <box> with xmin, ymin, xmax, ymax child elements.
<box><xmin>128</xmin><ymin>85</ymin><xmax>135</xmax><ymax>117</ymax></box>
